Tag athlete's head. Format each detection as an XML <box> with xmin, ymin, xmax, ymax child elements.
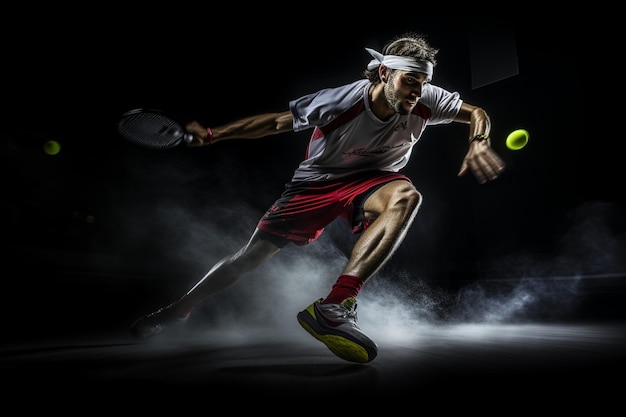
<box><xmin>364</xmin><ymin>32</ymin><xmax>439</xmax><ymax>115</ymax></box>
<box><xmin>364</xmin><ymin>32</ymin><xmax>439</xmax><ymax>83</ymax></box>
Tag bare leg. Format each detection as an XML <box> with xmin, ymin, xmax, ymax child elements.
<box><xmin>131</xmin><ymin>228</ymin><xmax>282</xmax><ymax>338</ymax></box>
<box><xmin>178</xmin><ymin>228</ymin><xmax>282</xmax><ymax>310</ymax></box>
<box><xmin>342</xmin><ymin>180</ymin><xmax>422</xmax><ymax>281</ymax></box>
<box><xmin>296</xmin><ymin>181</ymin><xmax>420</xmax><ymax>362</ymax></box>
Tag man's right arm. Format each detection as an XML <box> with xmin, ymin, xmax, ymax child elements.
<box><xmin>185</xmin><ymin>111</ymin><xmax>293</xmax><ymax>147</ymax></box>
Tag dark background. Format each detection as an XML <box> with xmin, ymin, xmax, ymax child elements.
<box><xmin>1</xmin><ymin>18</ymin><xmax>624</xmax><ymax>344</ymax></box>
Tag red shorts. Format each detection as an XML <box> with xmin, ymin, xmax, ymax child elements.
<box><xmin>257</xmin><ymin>172</ymin><xmax>411</xmax><ymax>245</ymax></box>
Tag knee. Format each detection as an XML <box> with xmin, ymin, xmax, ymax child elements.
<box><xmin>390</xmin><ymin>183</ymin><xmax>422</xmax><ymax>216</ymax></box>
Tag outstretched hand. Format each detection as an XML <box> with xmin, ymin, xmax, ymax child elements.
<box><xmin>458</xmin><ymin>139</ymin><xmax>506</xmax><ymax>184</ymax></box>
<box><xmin>185</xmin><ymin>121</ymin><xmax>211</xmax><ymax>147</ymax></box>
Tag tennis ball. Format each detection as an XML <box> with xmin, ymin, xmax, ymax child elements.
<box><xmin>43</xmin><ymin>140</ymin><xmax>61</xmax><ymax>155</ymax></box>
<box><xmin>505</xmin><ymin>129</ymin><xmax>529</xmax><ymax>150</ymax></box>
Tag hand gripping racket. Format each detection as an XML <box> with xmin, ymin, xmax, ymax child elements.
<box><xmin>117</xmin><ymin>108</ymin><xmax>193</xmax><ymax>150</ymax></box>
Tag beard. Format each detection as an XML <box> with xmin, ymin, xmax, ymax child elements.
<box><xmin>383</xmin><ymin>81</ymin><xmax>409</xmax><ymax>115</ymax></box>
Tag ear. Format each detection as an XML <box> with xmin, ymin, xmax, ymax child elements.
<box><xmin>379</xmin><ymin>65</ymin><xmax>389</xmax><ymax>83</ymax></box>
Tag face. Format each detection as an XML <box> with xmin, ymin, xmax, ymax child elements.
<box><xmin>383</xmin><ymin>70</ymin><xmax>429</xmax><ymax>115</ymax></box>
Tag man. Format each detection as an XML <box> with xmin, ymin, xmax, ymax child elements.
<box><xmin>131</xmin><ymin>32</ymin><xmax>506</xmax><ymax>363</ymax></box>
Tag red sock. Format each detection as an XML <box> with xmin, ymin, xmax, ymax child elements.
<box><xmin>322</xmin><ymin>275</ymin><xmax>364</xmax><ymax>304</ymax></box>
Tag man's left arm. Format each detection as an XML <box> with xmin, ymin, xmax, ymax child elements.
<box><xmin>455</xmin><ymin>102</ymin><xmax>506</xmax><ymax>184</ymax></box>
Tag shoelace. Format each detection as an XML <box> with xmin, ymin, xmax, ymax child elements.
<box><xmin>322</xmin><ymin>301</ymin><xmax>358</xmax><ymax>322</ymax></box>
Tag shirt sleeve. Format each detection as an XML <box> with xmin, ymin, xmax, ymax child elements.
<box><xmin>289</xmin><ymin>80</ymin><xmax>369</xmax><ymax>132</ymax></box>
<box><xmin>421</xmin><ymin>84</ymin><xmax>463</xmax><ymax>125</ymax></box>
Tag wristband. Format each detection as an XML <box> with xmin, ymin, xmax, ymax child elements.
<box><xmin>207</xmin><ymin>127</ymin><xmax>214</xmax><ymax>145</ymax></box>
<box><xmin>470</xmin><ymin>134</ymin><xmax>490</xmax><ymax>143</ymax></box>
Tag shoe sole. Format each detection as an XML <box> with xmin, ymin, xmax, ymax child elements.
<box><xmin>297</xmin><ymin>303</ymin><xmax>377</xmax><ymax>363</ymax></box>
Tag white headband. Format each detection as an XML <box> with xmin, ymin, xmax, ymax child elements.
<box><xmin>365</xmin><ymin>47</ymin><xmax>433</xmax><ymax>81</ymax></box>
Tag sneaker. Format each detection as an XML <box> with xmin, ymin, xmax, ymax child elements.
<box><xmin>131</xmin><ymin>301</ymin><xmax>191</xmax><ymax>339</ymax></box>
<box><xmin>297</xmin><ymin>297</ymin><xmax>378</xmax><ymax>363</ymax></box>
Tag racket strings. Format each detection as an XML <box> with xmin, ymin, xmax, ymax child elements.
<box><xmin>118</xmin><ymin>111</ymin><xmax>184</xmax><ymax>150</ymax></box>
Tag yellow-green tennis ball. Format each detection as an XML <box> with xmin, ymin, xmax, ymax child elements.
<box><xmin>506</xmin><ymin>129</ymin><xmax>529</xmax><ymax>150</ymax></box>
<box><xmin>43</xmin><ymin>140</ymin><xmax>61</xmax><ymax>155</ymax></box>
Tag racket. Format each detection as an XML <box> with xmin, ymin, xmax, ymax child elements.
<box><xmin>117</xmin><ymin>108</ymin><xmax>193</xmax><ymax>150</ymax></box>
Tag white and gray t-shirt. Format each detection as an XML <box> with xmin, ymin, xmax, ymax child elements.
<box><xmin>289</xmin><ymin>78</ymin><xmax>462</xmax><ymax>182</ymax></box>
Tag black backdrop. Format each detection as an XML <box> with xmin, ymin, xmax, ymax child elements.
<box><xmin>2</xmin><ymin>18</ymin><xmax>624</xmax><ymax>337</ymax></box>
